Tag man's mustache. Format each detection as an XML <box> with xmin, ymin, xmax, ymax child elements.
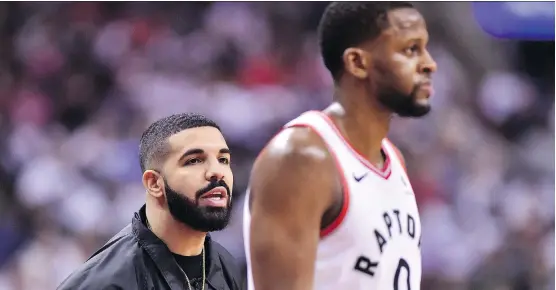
<box><xmin>195</xmin><ymin>178</ymin><xmax>231</xmax><ymax>199</ymax></box>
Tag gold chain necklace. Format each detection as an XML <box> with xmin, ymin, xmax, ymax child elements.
<box><xmin>146</xmin><ymin>220</ymin><xmax>206</xmax><ymax>290</ymax></box>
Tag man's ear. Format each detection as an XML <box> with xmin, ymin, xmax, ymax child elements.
<box><xmin>342</xmin><ymin>47</ymin><xmax>371</xmax><ymax>80</ymax></box>
<box><xmin>142</xmin><ymin>170</ymin><xmax>164</xmax><ymax>198</ymax></box>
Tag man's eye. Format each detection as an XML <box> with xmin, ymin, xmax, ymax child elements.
<box><xmin>219</xmin><ymin>157</ymin><xmax>230</xmax><ymax>165</ymax></box>
<box><xmin>185</xmin><ymin>158</ymin><xmax>202</xmax><ymax>166</ymax></box>
<box><xmin>404</xmin><ymin>44</ymin><xmax>420</xmax><ymax>56</ymax></box>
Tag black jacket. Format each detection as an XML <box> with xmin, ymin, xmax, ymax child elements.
<box><xmin>58</xmin><ymin>206</ymin><xmax>245</xmax><ymax>290</ymax></box>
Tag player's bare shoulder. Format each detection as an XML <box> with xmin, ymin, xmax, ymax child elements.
<box><xmin>249</xmin><ymin>125</ymin><xmax>337</xmax><ymax>213</ymax></box>
<box><xmin>259</xmin><ymin>126</ymin><xmax>331</xmax><ymax>166</ymax></box>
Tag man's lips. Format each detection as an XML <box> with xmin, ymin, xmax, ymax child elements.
<box><xmin>200</xmin><ymin>187</ymin><xmax>228</xmax><ymax>199</ymax></box>
<box><xmin>419</xmin><ymin>82</ymin><xmax>434</xmax><ymax>96</ymax></box>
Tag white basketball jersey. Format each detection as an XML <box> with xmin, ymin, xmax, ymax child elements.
<box><xmin>243</xmin><ymin>111</ymin><xmax>422</xmax><ymax>290</ymax></box>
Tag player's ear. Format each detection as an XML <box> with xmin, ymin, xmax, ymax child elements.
<box><xmin>142</xmin><ymin>169</ymin><xmax>164</xmax><ymax>198</ymax></box>
<box><xmin>343</xmin><ymin>47</ymin><xmax>370</xmax><ymax>79</ymax></box>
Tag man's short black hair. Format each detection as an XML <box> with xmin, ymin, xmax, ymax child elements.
<box><xmin>317</xmin><ymin>1</ymin><xmax>414</xmax><ymax>81</ymax></box>
<box><xmin>139</xmin><ymin>113</ymin><xmax>221</xmax><ymax>172</ymax></box>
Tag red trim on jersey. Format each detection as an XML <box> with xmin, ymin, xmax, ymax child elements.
<box><xmin>312</xmin><ymin>111</ymin><xmax>392</xmax><ymax>180</ymax></box>
<box><xmin>319</xmin><ymin>149</ymin><xmax>350</xmax><ymax>238</ymax></box>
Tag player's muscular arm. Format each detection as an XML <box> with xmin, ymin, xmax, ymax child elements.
<box><xmin>248</xmin><ymin>127</ymin><xmax>338</xmax><ymax>290</ymax></box>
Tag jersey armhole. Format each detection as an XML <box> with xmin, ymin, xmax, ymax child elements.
<box><xmin>319</xmin><ymin>150</ymin><xmax>350</xmax><ymax>239</ymax></box>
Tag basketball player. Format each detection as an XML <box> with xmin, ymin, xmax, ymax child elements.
<box><xmin>243</xmin><ymin>2</ymin><xmax>437</xmax><ymax>290</ymax></box>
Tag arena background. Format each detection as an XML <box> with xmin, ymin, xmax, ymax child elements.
<box><xmin>0</xmin><ymin>2</ymin><xmax>553</xmax><ymax>290</ymax></box>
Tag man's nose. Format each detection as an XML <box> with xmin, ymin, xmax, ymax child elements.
<box><xmin>205</xmin><ymin>163</ymin><xmax>225</xmax><ymax>181</ymax></box>
<box><xmin>419</xmin><ymin>51</ymin><xmax>437</xmax><ymax>74</ymax></box>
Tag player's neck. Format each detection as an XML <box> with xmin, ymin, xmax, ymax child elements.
<box><xmin>145</xmin><ymin>201</ymin><xmax>206</xmax><ymax>256</ymax></box>
<box><xmin>327</xmin><ymin>86</ymin><xmax>391</xmax><ymax>166</ymax></box>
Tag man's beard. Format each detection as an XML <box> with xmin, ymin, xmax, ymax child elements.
<box><xmin>164</xmin><ymin>178</ymin><xmax>232</xmax><ymax>232</ymax></box>
<box><xmin>377</xmin><ymin>84</ymin><xmax>431</xmax><ymax>118</ymax></box>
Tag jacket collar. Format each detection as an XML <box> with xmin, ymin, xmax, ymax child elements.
<box><xmin>132</xmin><ymin>205</ymin><xmax>226</xmax><ymax>290</ymax></box>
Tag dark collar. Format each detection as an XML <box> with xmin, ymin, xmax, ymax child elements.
<box><xmin>132</xmin><ymin>205</ymin><xmax>226</xmax><ymax>290</ymax></box>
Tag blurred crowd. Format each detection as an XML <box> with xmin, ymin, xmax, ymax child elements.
<box><xmin>0</xmin><ymin>2</ymin><xmax>552</xmax><ymax>290</ymax></box>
